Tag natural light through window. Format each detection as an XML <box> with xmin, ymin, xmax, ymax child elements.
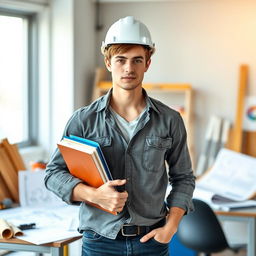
<box><xmin>0</xmin><ymin>15</ymin><xmax>28</xmax><ymax>144</ymax></box>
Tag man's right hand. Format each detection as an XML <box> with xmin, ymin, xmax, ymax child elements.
<box><xmin>94</xmin><ymin>179</ymin><xmax>128</xmax><ymax>213</ymax></box>
<box><xmin>72</xmin><ymin>179</ymin><xmax>128</xmax><ymax>213</ymax></box>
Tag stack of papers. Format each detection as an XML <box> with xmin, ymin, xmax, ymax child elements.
<box><xmin>194</xmin><ymin>148</ymin><xmax>256</xmax><ymax>211</ymax></box>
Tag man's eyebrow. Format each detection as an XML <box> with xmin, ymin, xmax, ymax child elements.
<box><xmin>133</xmin><ymin>56</ymin><xmax>144</xmax><ymax>60</ymax></box>
<box><xmin>115</xmin><ymin>56</ymin><xmax>127</xmax><ymax>59</ymax></box>
<box><xmin>114</xmin><ymin>56</ymin><xmax>144</xmax><ymax>59</ymax></box>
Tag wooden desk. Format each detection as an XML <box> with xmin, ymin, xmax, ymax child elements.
<box><xmin>0</xmin><ymin>236</ymin><xmax>82</xmax><ymax>256</ymax></box>
<box><xmin>215</xmin><ymin>207</ymin><xmax>256</xmax><ymax>256</ymax></box>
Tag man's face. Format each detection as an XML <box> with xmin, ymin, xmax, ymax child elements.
<box><xmin>105</xmin><ymin>45</ymin><xmax>151</xmax><ymax>91</ymax></box>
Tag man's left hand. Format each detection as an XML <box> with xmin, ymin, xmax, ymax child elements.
<box><xmin>140</xmin><ymin>206</ymin><xmax>185</xmax><ymax>244</ymax></box>
<box><xmin>140</xmin><ymin>226</ymin><xmax>174</xmax><ymax>244</ymax></box>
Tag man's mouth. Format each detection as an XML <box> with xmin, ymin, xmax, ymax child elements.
<box><xmin>121</xmin><ymin>76</ymin><xmax>136</xmax><ymax>80</ymax></box>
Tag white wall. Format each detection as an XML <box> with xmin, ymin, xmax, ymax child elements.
<box><xmin>49</xmin><ymin>0</ymin><xmax>75</xmax><ymax>151</ymax></box>
<box><xmin>96</xmin><ymin>0</ymin><xmax>256</xmax><ymax>162</ymax></box>
<box><xmin>73</xmin><ymin>0</ymin><xmax>96</xmax><ymax>110</ymax></box>
<box><xmin>47</xmin><ymin>0</ymin><xmax>96</xmax><ymax>153</ymax></box>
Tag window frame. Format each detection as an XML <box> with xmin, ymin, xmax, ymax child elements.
<box><xmin>0</xmin><ymin>8</ymin><xmax>38</xmax><ymax>147</ymax></box>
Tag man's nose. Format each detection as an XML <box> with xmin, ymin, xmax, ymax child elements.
<box><xmin>124</xmin><ymin>61</ymin><xmax>134</xmax><ymax>73</ymax></box>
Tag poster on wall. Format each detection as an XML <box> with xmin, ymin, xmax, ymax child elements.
<box><xmin>243</xmin><ymin>96</ymin><xmax>256</xmax><ymax>131</ymax></box>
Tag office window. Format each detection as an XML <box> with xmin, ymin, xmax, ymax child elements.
<box><xmin>0</xmin><ymin>11</ymin><xmax>37</xmax><ymax>146</ymax></box>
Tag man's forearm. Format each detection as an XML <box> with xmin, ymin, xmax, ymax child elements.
<box><xmin>72</xmin><ymin>182</ymin><xmax>96</xmax><ymax>202</ymax></box>
<box><xmin>165</xmin><ymin>206</ymin><xmax>185</xmax><ymax>235</ymax></box>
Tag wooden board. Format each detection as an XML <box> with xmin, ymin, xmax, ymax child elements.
<box><xmin>0</xmin><ymin>146</ymin><xmax>19</xmax><ymax>202</ymax></box>
<box><xmin>243</xmin><ymin>131</ymin><xmax>256</xmax><ymax>157</ymax></box>
<box><xmin>231</xmin><ymin>65</ymin><xmax>248</xmax><ymax>152</ymax></box>
<box><xmin>1</xmin><ymin>138</ymin><xmax>26</xmax><ymax>172</ymax></box>
<box><xmin>0</xmin><ymin>173</ymin><xmax>12</xmax><ymax>201</ymax></box>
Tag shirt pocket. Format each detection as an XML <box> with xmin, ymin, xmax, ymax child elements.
<box><xmin>143</xmin><ymin>136</ymin><xmax>172</xmax><ymax>172</ymax></box>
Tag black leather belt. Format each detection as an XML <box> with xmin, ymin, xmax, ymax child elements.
<box><xmin>117</xmin><ymin>218</ymin><xmax>166</xmax><ymax>238</ymax></box>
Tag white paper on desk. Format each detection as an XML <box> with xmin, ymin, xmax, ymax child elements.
<box><xmin>19</xmin><ymin>170</ymin><xmax>65</xmax><ymax>207</ymax></box>
<box><xmin>0</xmin><ymin>205</ymin><xmax>81</xmax><ymax>244</ymax></box>
<box><xmin>193</xmin><ymin>187</ymin><xmax>256</xmax><ymax>211</ymax></box>
<box><xmin>20</xmin><ymin>227</ymin><xmax>81</xmax><ymax>245</ymax></box>
<box><xmin>196</xmin><ymin>148</ymin><xmax>256</xmax><ymax>201</ymax></box>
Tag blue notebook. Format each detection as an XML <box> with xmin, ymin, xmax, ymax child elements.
<box><xmin>67</xmin><ymin>135</ymin><xmax>113</xmax><ymax>181</ymax></box>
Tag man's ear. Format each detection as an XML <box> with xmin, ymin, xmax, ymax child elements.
<box><xmin>145</xmin><ymin>59</ymin><xmax>151</xmax><ymax>72</ymax></box>
<box><xmin>104</xmin><ymin>57</ymin><xmax>112</xmax><ymax>72</ymax></box>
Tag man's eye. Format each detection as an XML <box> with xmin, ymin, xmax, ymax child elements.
<box><xmin>134</xmin><ymin>59</ymin><xmax>143</xmax><ymax>64</ymax></box>
<box><xmin>116</xmin><ymin>59</ymin><xmax>125</xmax><ymax>63</ymax></box>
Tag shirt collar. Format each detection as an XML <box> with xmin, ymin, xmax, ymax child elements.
<box><xmin>95</xmin><ymin>89</ymin><xmax>112</xmax><ymax>112</ymax></box>
<box><xmin>96</xmin><ymin>87</ymin><xmax>160</xmax><ymax>114</ymax></box>
<box><xmin>143</xmin><ymin>89</ymin><xmax>160</xmax><ymax>114</ymax></box>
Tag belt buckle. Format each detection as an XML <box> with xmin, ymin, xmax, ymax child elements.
<box><xmin>121</xmin><ymin>225</ymin><xmax>140</xmax><ymax>237</ymax></box>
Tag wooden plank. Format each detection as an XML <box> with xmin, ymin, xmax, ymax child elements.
<box><xmin>0</xmin><ymin>235</ymin><xmax>82</xmax><ymax>246</ymax></box>
<box><xmin>98</xmin><ymin>81</ymin><xmax>192</xmax><ymax>91</ymax></box>
<box><xmin>243</xmin><ymin>131</ymin><xmax>256</xmax><ymax>157</ymax></box>
<box><xmin>0</xmin><ymin>139</ymin><xmax>26</xmax><ymax>172</ymax></box>
<box><xmin>215</xmin><ymin>208</ymin><xmax>256</xmax><ymax>217</ymax></box>
<box><xmin>0</xmin><ymin>173</ymin><xmax>12</xmax><ymax>202</ymax></box>
<box><xmin>231</xmin><ymin>65</ymin><xmax>248</xmax><ymax>152</ymax></box>
<box><xmin>0</xmin><ymin>146</ymin><xmax>19</xmax><ymax>202</ymax></box>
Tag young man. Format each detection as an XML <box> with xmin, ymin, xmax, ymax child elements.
<box><xmin>45</xmin><ymin>16</ymin><xmax>195</xmax><ymax>256</ymax></box>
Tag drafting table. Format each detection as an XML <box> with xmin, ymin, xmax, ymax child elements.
<box><xmin>0</xmin><ymin>236</ymin><xmax>82</xmax><ymax>256</ymax></box>
<box><xmin>216</xmin><ymin>207</ymin><xmax>256</xmax><ymax>256</ymax></box>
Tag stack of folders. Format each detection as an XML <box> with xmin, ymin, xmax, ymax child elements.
<box><xmin>57</xmin><ymin>135</ymin><xmax>116</xmax><ymax>215</ymax></box>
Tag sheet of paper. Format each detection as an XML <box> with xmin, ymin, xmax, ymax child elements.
<box><xmin>19</xmin><ymin>227</ymin><xmax>81</xmax><ymax>245</ymax></box>
<box><xmin>0</xmin><ymin>205</ymin><xmax>81</xmax><ymax>244</ymax></box>
<box><xmin>197</xmin><ymin>148</ymin><xmax>256</xmax><ymax>201</ymax></box>
<box><xmin>193</xmin><ymin>187</ymin><xmax>256</xmax><ymax>211</ymax></box>
<box><xmin>18</xmin><ymin>170</ymin><xmax>66</xmax><ymax>207</ymax></box>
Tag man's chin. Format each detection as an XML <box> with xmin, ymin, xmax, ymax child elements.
<box><xmin>118</xmin><ymin>83</ymin><xmax>141</xmax><ymax>90</ymax></box>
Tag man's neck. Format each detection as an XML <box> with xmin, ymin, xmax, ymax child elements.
<box><xmin>110</xmin><ymin>86</ymin><xmax>146</xmax><ymax>122</ymax></box>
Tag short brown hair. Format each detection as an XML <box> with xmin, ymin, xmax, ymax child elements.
<box><xmin>104</xmin><ymin>44</ymin><xmax>152</xmax><ymax>62</ymax></box>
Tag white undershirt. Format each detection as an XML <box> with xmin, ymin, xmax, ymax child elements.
<box><xmin>109</xmin><ymin>106</ymin><xmax>147</xmax><ymax>143</ymax></box>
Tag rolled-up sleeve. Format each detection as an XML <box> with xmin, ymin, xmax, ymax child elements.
<box><xmin>44</xmin><ymin>110</ymin><xmax>84</xmax><ymax>204</ymax></box>
<box><xmin>166</xmin><ymin>114</ymin><xmax>195</xmax><ymax>213</ymax></box>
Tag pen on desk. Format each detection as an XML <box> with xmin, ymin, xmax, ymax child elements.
<box><xmin>18</xmin><ymin>223</ymin><xmax>36</xmax><ymax>230</ymax></box>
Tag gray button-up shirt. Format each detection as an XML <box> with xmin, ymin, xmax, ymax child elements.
<box><xmin>44</xmin><ymin>89</ymin><xmax>195</xmax><ymax>239</ymax></box>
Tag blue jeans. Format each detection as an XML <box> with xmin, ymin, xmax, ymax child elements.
<box><xmin>82</xmin><ymin>230</ymin><xmax>169</xmax><ymax>256</ymax></box>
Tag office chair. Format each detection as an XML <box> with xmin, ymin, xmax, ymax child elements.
<box><xmin>177</xmin><ymin>199</ymin><xmax>245</xmax><ymax>256</ymax></box>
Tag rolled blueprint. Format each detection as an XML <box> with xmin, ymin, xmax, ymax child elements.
<box><xmin>0</xmin><ymin>218</ymin><xmax>13</xmax><ymax>239</ymax></box>
<box><xmin>8</xmin><ymin>222</ymin><xmax>23</xmax><ymax>237</ymax></box>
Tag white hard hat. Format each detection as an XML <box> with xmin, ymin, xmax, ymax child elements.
<box><xmin>101</xmin><ymin>16</ymin><xmax>155</xmax><ymax>55</ymax></box>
